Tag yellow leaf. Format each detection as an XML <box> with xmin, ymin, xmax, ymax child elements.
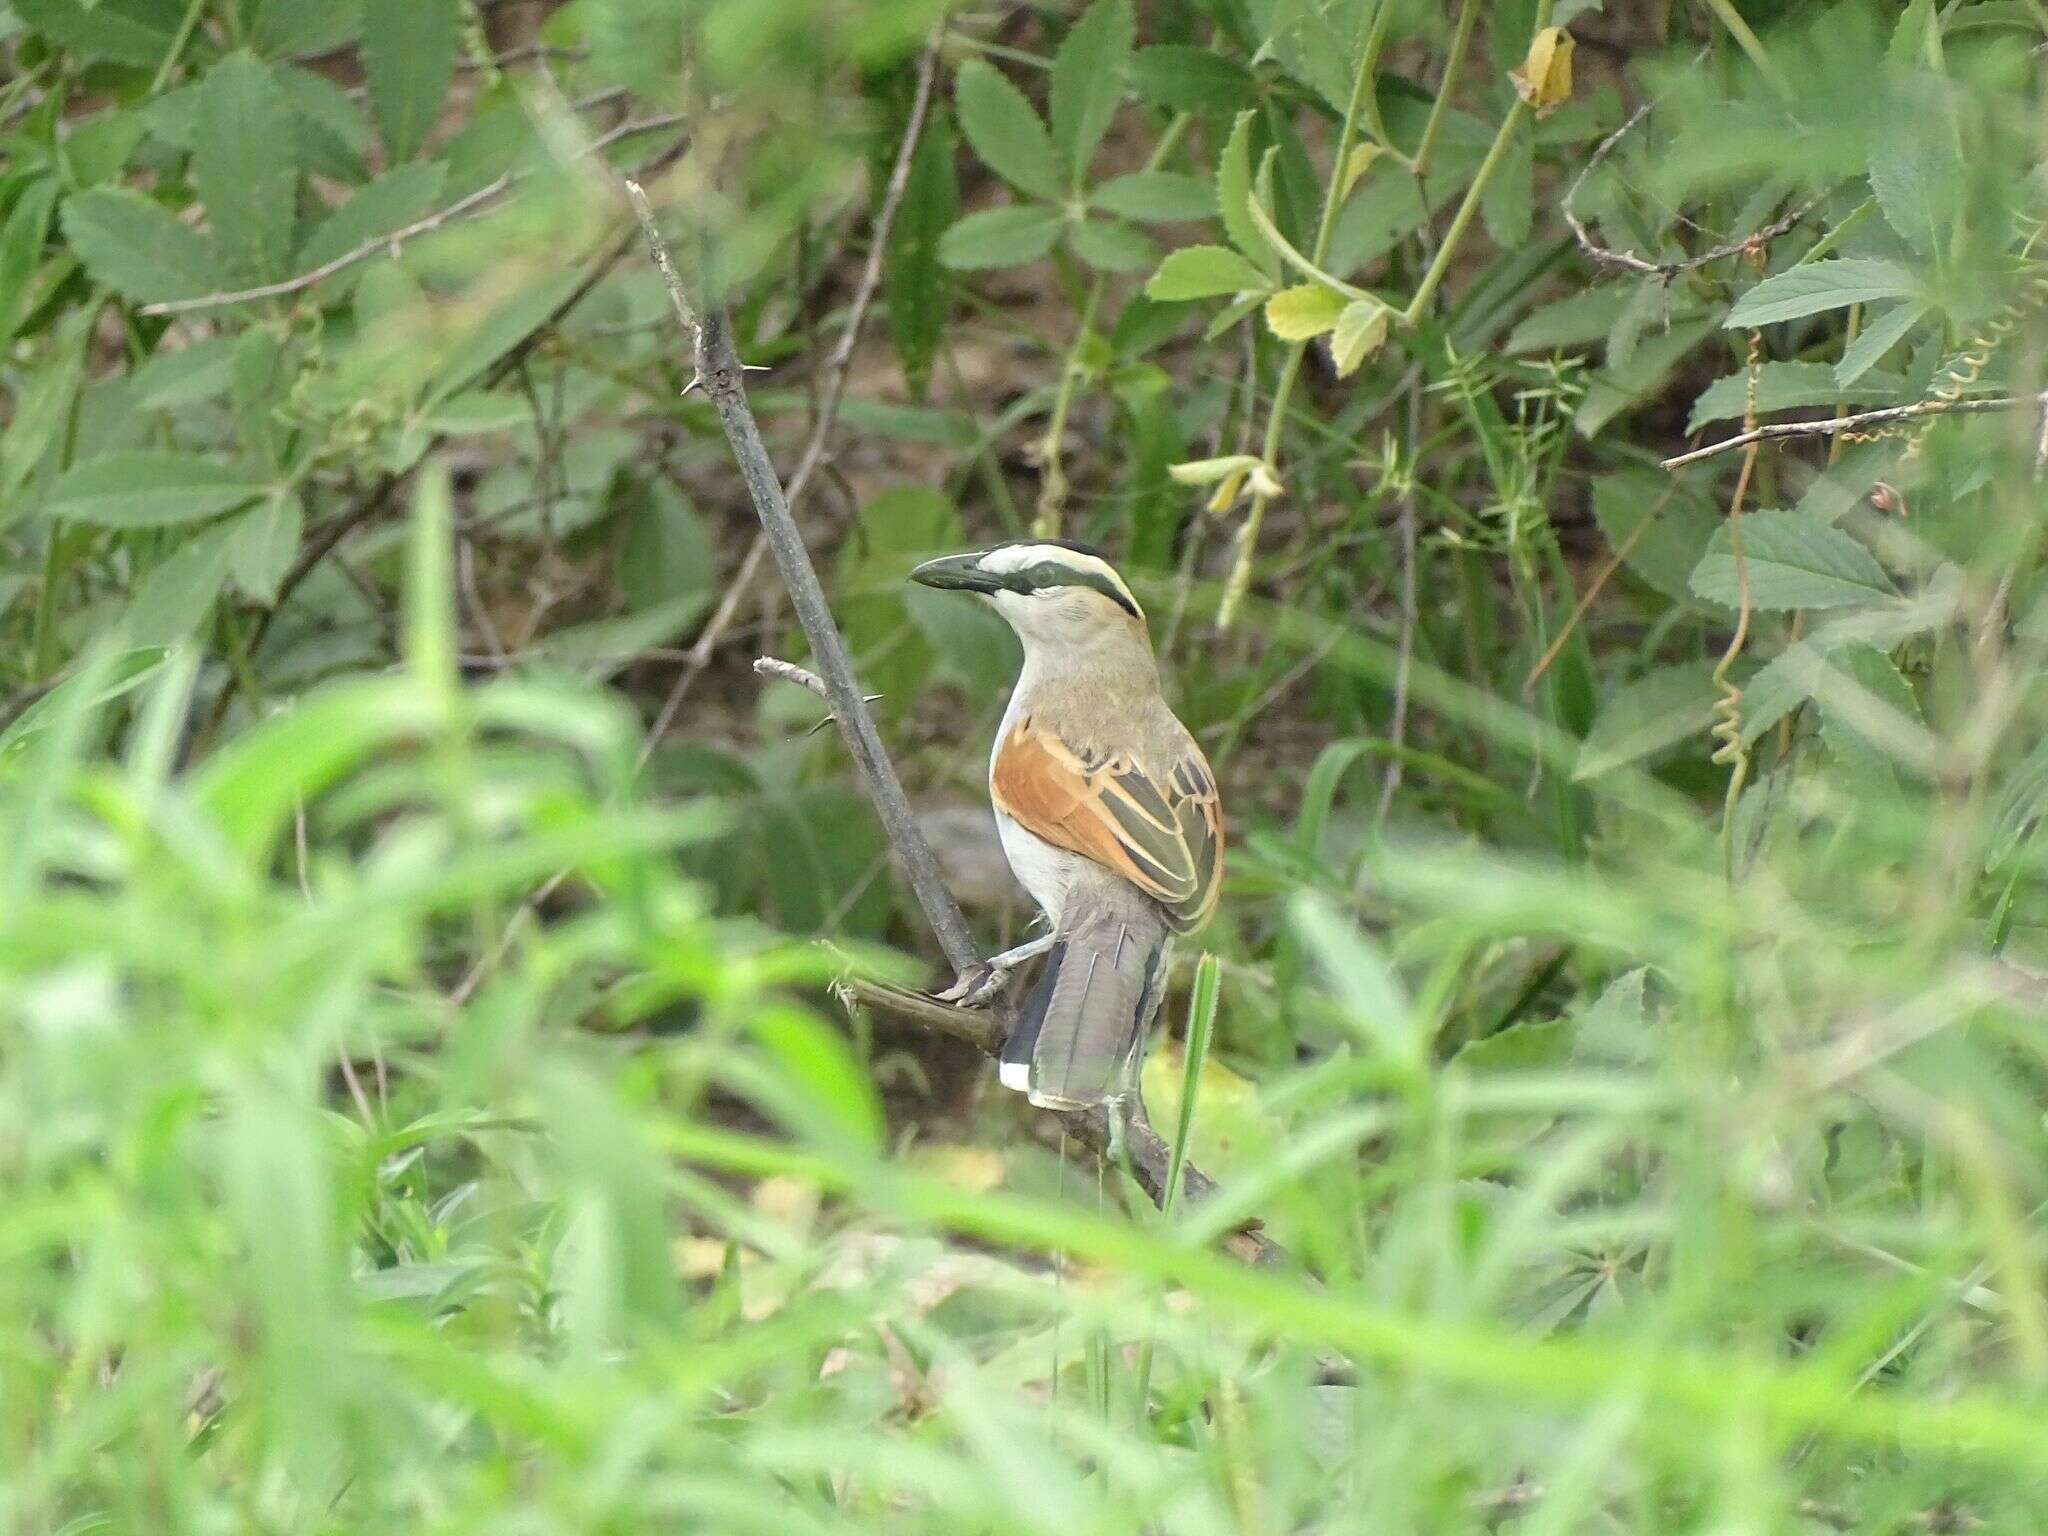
<box><xmin>1264</xmin><ymin>283</ymin><xmax>1346</xmax><ymax>341</ymax></box>
<box><xmin>1510</xmin><ymin>27</ymin><xmax>1574</xmax><ymax>115</ymax></box>
<box><xmin>1328</xmin><ymin>300</ymin><xmax>1389</xmax><ymax>377</ymax></box>
<box><xmin>1206</xmin><ymin>466</ymin><xmax>1250</xmax><ymax>513</ymax></box>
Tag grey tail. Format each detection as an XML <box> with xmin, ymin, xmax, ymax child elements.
<box><xmin>1000</xmin><ymin>901</ymin><xmax>1168</xmax><ymax>1111</ymax></box>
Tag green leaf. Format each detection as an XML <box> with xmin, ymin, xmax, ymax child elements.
<box><xmin>937</xmin><ymin>205</ymin><xmax>1063</xmax><ymax>270</ymax></box>
<box><xmin>1689</xmin><ymin>511</ymin><xmax>1897</xmax><ymax>611</ymax></box>
<box><xmin>1049</xmin><ymin>0</ymin><xmax>1133</xmax><ymax>183</ymax></box>
<box><xmin>1454</xmin><ymin>1017</ymin><xmax>1573</xmax><ymax>1073</ymax></box>
<box><xmin>1572</xmin><ymin>661</ymin><xmax>1718</xmax><ymax>780</ymax></box>
<box><xmin>1835</xmin><ymin>301</ymin><xmax>1929</xmax><ymax>387</ymax></box>
<box><xmin>1724</xmin><ymin>259</ymin><xmax>1923</xmax><ymax>327</ymax></box>
<box><xmin>885</xmin><ymin>111</ymin><xmax>956</xmax><ymax>397</ymax></box>
<box><xmin>1816</xmin><ymin>644</ymin><xmax>1924</xmax><ymax>796</ymax></box>
<box><xmin>362</xmin><ymin>0</ymin><xmax>458</xmax><ymax>163</ymax></box>
<box><xmin>278</xmin><ymin>63</ymin><xmax>372</xmax><ymax>182</ymax></box>
<box><xmin>1145</xmin><ymin>244</ymin><xmax>1268</xmax><ymax>301</ymax></box>
<box><xmin>1289</xmin><ymin>891</ymin><xmax>1419</xmax><ymax>1065</ymax></box>
<box><xmin>1986</xmin><ymin>738</ymin><xmax>2048</xmax><ymax>869</ymax></box>
<box><xmin>46</xmin><ymin>452</ymin><xmax>269</xmax><ymax>528</ymax></box>
<box><xmin>195</xmin><ymin>53</ymin><xmax>300</xmax><ymax>283</ymax></box>
<box><xmin>123</xmin><ymin>524</ymin><xmax>236</xmax><ymax>645</ymax></box>
<box><xmin>61</xmin><ymin>188</ymin><xmax>224</xmax><ymax>306</ymax></box>
<box><xmin>295</xmin><ymin>162</ymin><xmax>447</xmax><ymax>288</ymax></box>
<box><xmin>14</xmin><ymin>0</ymin><xmax>173</xmax><ymax>67</ymax></box>
<box><xmin>1128</xmin><ymin>45</ymin><xmax>1256</xmax><ymax>114</ymax></box>
<box><xmin>1217</xmin><ymin>111</ymin><xmax>1275</xmax><ymax>276</ymax></box>
<box><xmin>1869</xmin><ymin>93</ymin><xmax>1959</xmax><ymax>257</ymax></box>
<box><xmin>254</xmin><ymin>0</ymin><xmax>364</xmax><ymax>54</ymax></box>
<box><xmin>955</xmin><ymin>59</ymin><xmax>1061</xmax><ymax>201</ymax></box>
<box><xmin>1264</xmin><ymin>283</ymin><xmax>1346</xmax><ymax>341</ymax></box>
<box><xmin>0</xmin><ymin>179</ymin><xmax>59</xmax><ymax>351</ymax></box>
<box><xmin>0</xmin><ymin>314</ymin><xmax>88</xmax><ymax>506</ymax></box>
<box><xmin>1089</xmin><ymin>171</ymin><xmax>1215</xmax><ymax>223</ymax></box>
<box><xmin>1589</xmin><ymin>471</ymin><xmax>1725</xmax><ymax>607</ymax></box>
<box><xmin>1068</xmin><ymin>217</ymin><xmax>1157</xmax><ymax>273</ymax></box>
<box><xmin>130</xmin><ymin>335</ymin><xmax>241</xmax><ymax>409</ymax></box>
<box><xmin>616</xmin><ymin>474</ymin><xmax>711</xmax><ymax>617</ymax></box>
<box><xmin>1479</xmin><ymin>125</ymin><xmax>1533</xmax><ymax>249</ymax></box>
<box><xmin>227</xmin><ymin>491</ymin><xmax>304</xmax><ymax>605</ymax></box>
<box><xmin>1686</xmin><ymin>362</ymin><xmax>1906</xmax><ymax>433</ymax></box>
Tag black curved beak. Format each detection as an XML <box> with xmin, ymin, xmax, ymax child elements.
<box><xmin>909</xmin><ymin>553</ymin><xmax>1003</xmax><ymax>594</ymax></box>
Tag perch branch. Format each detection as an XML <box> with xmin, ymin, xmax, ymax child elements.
<box><xmin>627</xmin><ymin>175</ymin><xmax>1288</xmax><ymax>1269</ymax></box>
<box><xmin>1662</xmin><ymin>394</ymin><xmax>2037</xmax><ymax>470</ymax></box>
<box><xmin>647</xmin><ymin>36</ymin><xmax>943</xmax><ymax>749</ymax></box>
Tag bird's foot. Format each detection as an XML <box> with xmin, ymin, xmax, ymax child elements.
<box><xmin>932</xmin><ymin>933</ymin><xmax>1057</xmax><ymax>1007</ymax></box>
<box><xmin>933</xmin><ymin>963</ymin><xmax>1011</xmax><ymax>1008</ymax></box>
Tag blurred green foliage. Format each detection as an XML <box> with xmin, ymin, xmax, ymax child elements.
<box><xmin>3</xmin><ymin>0</ymin><xmax>2048</xmax><ymax>1530</ymax></box>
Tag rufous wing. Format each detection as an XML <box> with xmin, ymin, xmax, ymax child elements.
<box><xmin>991</xmin><ymin>717</ymin><xmax>1223</xmax><ymax>933</ymax></box>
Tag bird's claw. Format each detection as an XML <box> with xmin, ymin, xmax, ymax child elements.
<box><xmin>934</xmin><ymin>963</ymin><xmax>1009</xmax><ymax>1007</ymax></box>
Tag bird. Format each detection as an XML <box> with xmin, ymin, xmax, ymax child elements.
<box><xmin>909</xmin><ymin>541</ymin><xmax>1223</xmax><ymax>1111</ymax></box>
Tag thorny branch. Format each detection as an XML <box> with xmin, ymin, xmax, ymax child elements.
<box><xmin>626</xmin><ymin>176</ymin><xmax>1287</xmax><ymax>1269</ymax></box>
<box><xmin>646</xmin><ymin>37</ymin><xmax>944</xmax><ymax>750</ymax></box>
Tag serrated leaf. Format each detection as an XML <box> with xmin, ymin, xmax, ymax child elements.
<box><xmin>937</xmin><ymin>205</ymin><xmax>1064</xmax><ymax>270</ymax></box>
<box><xmin>887</xmin><ymin>112</ymin><xmax>956</xmax><ymax>398</ymax></box>
<box><xmin>130</xmin><ymin>335</ymin><xmax>241</xmax><ymax>409</ymax></box>
<box><xmin>254</xmin><ymin>0</ymin><xmax>364</xmax><ymax>54</ymax></box>
<box><xmin>362</xmin><ymin>0</ymin><xmax>457</xmax><ymax>163</ymax></box>
<box><xmin>1049</xmin><ymin>0</ymin><xmax>1133</xmax><ymax>183</ymax></box>
<box><xmin>1217</xmin><ymin>111</ymin><xmax>1274</xmax><ymax>276</ymax></box>
<box><xmin>1145</xmin><ymin>244</ymin><xmax>1267</xmax><ymax>301</ymax></box>
<box><xmin>14</xmin><ymin>0</ymin><xmax>173</xmax><ymax>68</ymax></box>
<box><xmin>1816</xmin><ymin>644</ymin><xmax>1924</xmax><ymax>796</ymax></box>
<box><xmin>1725</xmin><ymin>259</ymin><xmax>1923</xmax><ymax>328</ymax></box>
<box><xmin>46</xmin><ymin>452</ymin><xmax>269</xmax><ymax>528</ymax></box>
<box><xmin>1328</xmin><ymin>300</ymin><xmax>1388</xmax><ymax>377</ymax></box>
<box><xmin>1089</xmin><ymin>171</ymin><xmax>1214</xmax><ymax>223</ymax></box>
<box><xmin>1264</xmin><ymin>283</ymin><xmax>1346</xmax><ymax>341</ymax></box>
<box><xmin>196</xmin><ymin>53</ymin><xmax>300</xmax><ymax>283</ymax></box>
<box><xmin>1689</xmin><ymin>510</ymin><xmax>1897</xmax><ymax>611</ymax></box>
<box><xmin>1454</xmin><ymin>1017</ymin><xmax>1573</xmax><ymax>1072</ymax></box>
<box><xmin>1590</xmin><ymin>471</ymin><xmax>1724</xmax><ymax>607</ymax></box>
<box><xmin>296</xmin><ymin>162</ymin><xmax>447</xmax><ymax>288</ymax></box>
<box><xmin>1128</xmin><ymin>46</ymin><xmax>1256</xmax><ymax>114</ymax></box>
<box><xmin>61</xmin><ymin>188</ymin><xmax>224</xmax><ymax>306</ymax></box>
<box><xmin>955</xmin><ymin>59</ymin><xmax>1061</xmax><ymax>201</ymax></box>
<box><xmin>1572</xmin><ymin>661</ymin><xmax>1718</xmax><ymax>780</ymax></box>
<box><xmin>1069</xmin><ymin>217</ymin><xmax>1157</xmax><ymax>273</ymax></box>
<box><xmin>1686</xmin><ymin>361</ymin><xmax>1907</xmax><ymax>433</ymax></box>
<box><xmin>1868</xmin><ymin>93</ymin><xmax>1958</xmax><ymax>257</ymax></box>
<box><xmin>1835</xmin><ymin>301</ymin><xmax>1929</xmax><ymax>387</ymax></box>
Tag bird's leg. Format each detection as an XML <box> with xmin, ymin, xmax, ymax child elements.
<box><xmin>933</xmin><ymin>932</ymin><xmax>1057</xmax><ymax>1007</ymax></box>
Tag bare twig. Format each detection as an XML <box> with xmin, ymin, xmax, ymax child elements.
<box><xmin>140</xmin><ymin>110</ymin><xmax>686</xmax><ymax>317</ymax></box>
<box><xmin>628</xmin><ymin>171</ymin><xmax>1289</xmax><ymax>1269</ymax></box>
<box><xmin>1563</xmin><ymin>99</ymin><xmax>1822</xmax><ymax>279</ymax></box>
<box><xmin>1662</xmin><ymin>394</ymin><xmax>2035</xmax><ymax>470</ymax></box>
<box><xmin>646</xmin><ymin>37</ymin><xmax>942</xmax><ymax>744</ymax></box>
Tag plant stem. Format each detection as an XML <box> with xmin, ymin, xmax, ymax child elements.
<box><xmin>1411</xmin><ymin>0</ymin><xmax>1479</xmax><ymax>179</ymax></box>
<box><xmin>1402</xmin><ymin>100</ymin><xmax>1527</xmax><ymax>325</ymax></box>
<box><xmin>1217</xmin><ymin>37</ymin><xmax>1375</xmax><ymax>625</ymax></box>
<box><xmin>1034</xmin><ymin>113</ymin><xmax>1190</xmax><ymax>538</ymax></box>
